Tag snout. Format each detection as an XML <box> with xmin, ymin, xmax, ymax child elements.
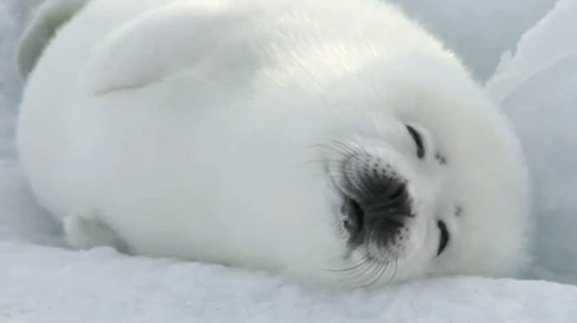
<box><xmin>334</xmin><ymin>154</ymin><xmax>413</xmax><ymax>247</ymax></box>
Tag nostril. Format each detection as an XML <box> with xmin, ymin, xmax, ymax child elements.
<box><xmin>350</xmin><ymin>198</ymin><xmax>365</xmax><ymax>227</ymax></box>
<box><xmin>388</xmin><ymin>184</ymin><xmax>405</xmax><ymax>201</ymax></box>
<box><xmin>343</xmin><ymin>197</ymin><xmax>365</xmax><ymax>234</ymax></box>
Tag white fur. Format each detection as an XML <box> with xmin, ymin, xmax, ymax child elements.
<box><xmin>17</xmin><ymin>0</ymin><xmax>532</xmax><ymax>288</ymax></box>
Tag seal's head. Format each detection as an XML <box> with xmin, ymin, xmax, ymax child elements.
<box><xmin>291</xmin><ymin>57</ymin><xmax>532</xmax><ymax>288</ymax></box>
<box><xmin>319</xmin><ymin>122</ymin><xmax>465</xmax><ymax>287</ymax></box>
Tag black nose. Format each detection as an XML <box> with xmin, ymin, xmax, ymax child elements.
<box><xmin>341</xmin><ymin>176</ymin><xmax>412</xmax><ymax>238</ymax></box>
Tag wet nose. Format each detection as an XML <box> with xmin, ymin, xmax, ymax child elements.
<box><xmin>342</xmin><ymin>174</ymin><xmax>412</xmax><ymax>236</ymax></box>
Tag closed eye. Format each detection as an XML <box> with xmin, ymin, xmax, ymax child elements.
<box><xmin>436</xmin><ymin>220</ymin><xmax>450</xmax><ymax>256</ymax></box>
<box><xmin>405</xmin><ymin>125</ymin><xmax>425</xmax><ymax>159</ymax></box>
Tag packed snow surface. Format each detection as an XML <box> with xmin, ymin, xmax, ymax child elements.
<box><xmin>2</xmin><ymin>243</ymin><xmax>577</xmax><ymax>323</ymax></box>
<box><xmin>1</xmin><ymin>0</ymin><xmax>577</xmax><ymax>321</ymax></box>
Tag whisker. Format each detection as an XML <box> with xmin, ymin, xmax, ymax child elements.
<box><xmin>346</xmin><ymin>265</ymin><xmax>378</xmax><ymax>287</ymax></box>
<box><xmin>322</xmin><ymin>258</ymin><xmax>371</xmax><ymax>273</ymax></box>
<box><xmin>360</xmin><ymin>261</ymin><xmax>387</xmax><ymax>289</ymax></box>
<box><xmin>385</xmin><ymin>258</ymin><xmax>399</xmax><ymax>285</ymax></box>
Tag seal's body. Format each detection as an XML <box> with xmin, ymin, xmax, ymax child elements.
<box><xmin>17</xmin><ymin>0</ymin><xmax>531</xmax><ymax>288</ymax></box>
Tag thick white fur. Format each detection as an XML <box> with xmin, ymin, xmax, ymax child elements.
<box><xmin>17</xmin><ymin>0</ymin><xmax>532</xmax><ymax>288</ymax></box>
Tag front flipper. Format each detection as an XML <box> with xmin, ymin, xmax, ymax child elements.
<box><xmin>64</xmin><ymin>216</ymin><xmax>130</xmax><ymax>254</ymax></box>
<box><xmin>82</xmin><ymin>0</ymin><xmax>239</xmax><ymax>96</ymax></box>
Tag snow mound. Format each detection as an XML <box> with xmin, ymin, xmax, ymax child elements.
<box><xmin>486</xmin><ymin>0</ymin><xmax>577</xmax><ymax>285</ymax></box>
<box><xmin>2</xmin><ymin>242</ymin><xmax>577</xmax><ymax>323</ymax></box>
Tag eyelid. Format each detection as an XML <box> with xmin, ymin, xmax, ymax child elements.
<box><xmin>405</xmin><ymin>125</ymin><xmax>425</xmax><ymax>159</ymax></box>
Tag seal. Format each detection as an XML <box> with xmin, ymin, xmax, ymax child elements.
<box><xmin>16</xmin><ymin>0</ymin><xmax>532</xmax><ymax>288</ymax></box>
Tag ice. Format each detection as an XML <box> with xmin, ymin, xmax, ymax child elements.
<box><xmin>486</xmin><ymin>0</ymin><xmax>577</xmax><ymax>285</ymax></box>
<box><xmin>2</xmin><ymin>0</ymin><xmax>577</xmax><ymax>322</ymax></box>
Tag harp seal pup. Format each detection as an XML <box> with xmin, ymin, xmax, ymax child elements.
<box><xmin>16</xmin><ymin>0</ymin><xmax>532</xmax><ymax>288</ymax></box>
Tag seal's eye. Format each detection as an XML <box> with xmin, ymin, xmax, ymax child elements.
<box><xmin>405</xmin><ymin>125</ymin><xmax>425</xmax><ymax>159</ymax></box>
<box><xmin>437</xmin><ymin>220</ymin><xmax>450</xmax><ymax>256</ymax></box>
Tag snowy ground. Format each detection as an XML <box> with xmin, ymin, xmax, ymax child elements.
<box><xmin>3</xmin><ymin>243</ymin><xmax>577</xmax><ymax>323</ymax></box>
<box><xmin>2</xmin><ymin>0</ymin><xmax>577</xmax><ymax>322</ymax></box>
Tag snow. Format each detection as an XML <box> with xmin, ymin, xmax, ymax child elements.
<box><xmin>1</xmin><ymin>0</ymin><xmax>577</xmax><ymax>322</ymax></box>
<box><xmin>2</xmin><ymin>243</ymin><xmax>577</xmax><ymax>323</ymax></box>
